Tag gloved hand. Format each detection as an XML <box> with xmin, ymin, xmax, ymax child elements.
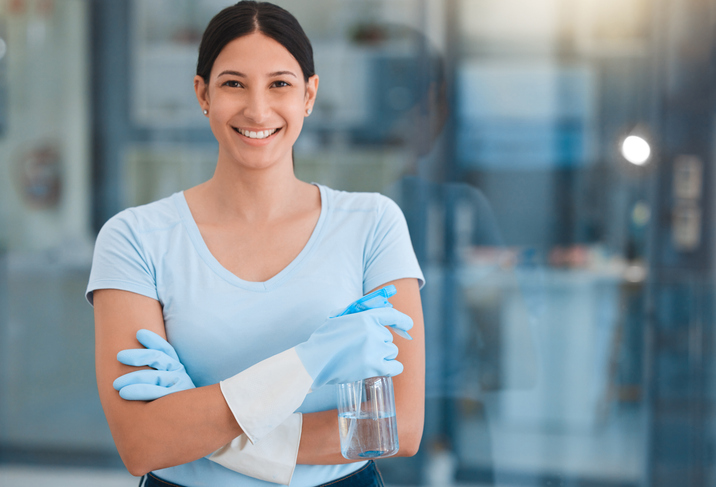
<box><xmin>113</xmin><ymin>329</ymin><xmax>195</xmax><ymax>400</ymax></box>
<box><xmin>295</xmin><ymin>306</ymin><xmax>412</xmax><ymax>390</ymax></box>
<box><xmin>220</xmin><ymin>285</ymin><xmax>412</xmax><ymax>443</ymax></box>
<box><xmin>210</xmin><ymin>294</ymin><xmax>411</xmax><ymax>485</ymax></box>
<box><xmin>330</xmin><ymin>284</ymin><xmax>411</xmax><ymax>340</ymax></box>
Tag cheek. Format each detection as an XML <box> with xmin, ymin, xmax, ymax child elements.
<box><xmin>285</xmin><ymin>96</ymin><xmax>307</xmax><ymax>124</ymax></box>
<box><xmin>208</xmin><ymin>99</ymin><xmax>240</xmax><ymax>132</ymax></box>
<box><xmin>211</xmin><ymin>94</ymin><xmax>239</xmax><ymax>117</ymax></box>
<box><xmin>288</xmin><ymin>105</ymin><xmax>306</xmax><ymax>122</ymax></box>
<box><xmin>286</xmin><ymin>110</ymin><xmax>306</xmax><ymax>137</ymax></box>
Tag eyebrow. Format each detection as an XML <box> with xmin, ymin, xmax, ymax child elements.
<box><xmin>269</xmin><ymin>70</ymin><xmax>298</xmax><ymax>78</ymax></box>
<box><xmin>216</xmin><ymin>70</ymin><xmax>298</xmax><ymax>78</ymax></box>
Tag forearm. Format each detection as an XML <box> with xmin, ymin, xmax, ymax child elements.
<box><xmin>296</xmin><ymin>404</ymin><xmax>423</xmax><ymax>465</ymax></box>
<box><xmin>100</xmin><ymin>382</ymin><xmax>242</xmax><ymax>476</ymax></box>
<box><xmin>296</xmin><ymin>410</ymin><xmax>346</xmax><ymax>465</ymax></box>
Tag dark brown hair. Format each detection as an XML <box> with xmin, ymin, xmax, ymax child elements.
<box><xmin>196</xmin><ymin>1</ymin><xmax>315</xmax><ymax>83</ymax></box>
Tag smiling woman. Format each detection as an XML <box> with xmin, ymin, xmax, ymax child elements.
<box><xmin>194</xmin><ymin>32</ymin><xmax>317</xmax><ymax>169</ymax></box>
<box><xmin>87</xmin><ymin>2</ymin><xmax>425</xmax><ymax>487</ymax></box>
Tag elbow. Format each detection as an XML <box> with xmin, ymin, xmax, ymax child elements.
<box><xmin>397</xmin><ymin>424</ymin><xmax>424</xmax><ymax>457</ymax></box>
<box><xmin>396</xmin><ymin>406</ymin><xmax>424</xmax><ymax>457</ymax></box>
<box><xmin>119</xmin><ymin>448</ymin><xmax>153</xmax><ymax>477</ymax></box>
<box><xmin>398</xmin><ymin>435</ymin><xmax>422</xmax><ymax>457</ymax></box>
<box><xmin>126</xmin><ymin>464</ymin><xmax>150</xmax><ymax>478</ymax></box>
<box><xmin>108</xmin><ymin>415</ymin><xmax>171</xmax><ymax>476</ymax></box>
<box><xmin>114</xmin><ymin>434</ymin><xmax>157</xmax><ymax>477</ymax></box>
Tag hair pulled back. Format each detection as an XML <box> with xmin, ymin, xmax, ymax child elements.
<box><xmin>197</xmin><ymin>1</ymin><xmax>315</xmax><ymax>83</ymax></box>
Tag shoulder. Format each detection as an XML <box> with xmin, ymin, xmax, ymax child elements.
<box><xmin>88</xmin><ymin>196</ymin><xmax>182</xmax><ymax>305</ymax></box>
<box><xmin>98</xmin><ymin>193</ymin><xmax>183</xmax><ymax>239</ymax></box>
<box><xmin>320</xmin><ymin>185</ymin><xmax>400</xmax><ymax>216</ymax></box>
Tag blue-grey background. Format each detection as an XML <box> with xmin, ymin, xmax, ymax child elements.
<box><xmin>1</xmin><ymin>0</ymin><xmax>714</xmax><ymax>486</ymax></box>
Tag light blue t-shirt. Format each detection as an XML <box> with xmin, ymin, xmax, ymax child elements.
<box><xmin>86</xmin><ymin>184</ymin><xmax>424</xmax><ymax>487</ymax></box>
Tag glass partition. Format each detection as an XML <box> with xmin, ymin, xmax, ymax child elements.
<box><xmin>2</xmin><ymin>0</ymin><xmax>715</xmax><ymax>485</ymax></box>
<box><xmin>0</xmin><ymin>0</ymin><xmax>108</xmax><ymax>465</ymax></box>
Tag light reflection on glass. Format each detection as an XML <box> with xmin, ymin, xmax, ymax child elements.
<box><xmin>621</xmin><ymin>135</ymin><xmax>651</xmax><ymax>165</ymax></box>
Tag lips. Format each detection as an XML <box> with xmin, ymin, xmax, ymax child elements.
<box><xmin>233</xmin><ymin>127</ymin><xmax>281</xmax><ymax>139</ymax></box>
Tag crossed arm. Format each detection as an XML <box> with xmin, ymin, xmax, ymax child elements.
<box><xmin>94</xmin><ymin>278</ymin><xmax>425</xmax><ymax>476</ymax></box>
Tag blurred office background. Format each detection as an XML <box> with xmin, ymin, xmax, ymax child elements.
<box><xmin>1</xmin><ymin>0</ymin><xmax>715</xmax><ymax>485</ymax></box>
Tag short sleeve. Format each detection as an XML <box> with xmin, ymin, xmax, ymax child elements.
<box><xmin>85</xmin><ymin>210</ymin><xmax>158</xmax><ymax>306</ymax></box>
<box><xmin>363</xmin><ymin>196</ymin><xmax>425</xmax><ymax>293</ymax></box>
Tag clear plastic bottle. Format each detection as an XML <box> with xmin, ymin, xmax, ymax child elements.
<box><xmin>337</xmin><ymin>376</ymin><xmax>399</xmax><ymax>459</ymax></box>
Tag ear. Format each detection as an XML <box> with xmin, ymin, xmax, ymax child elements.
<box><xmin>304</xmin><ymin>74</ymin><xmax>319</xmax><ymax>115</ymax></box>
<box><xmin>194</xmin><ymin>75</ymin><xmax>210</xmax><ymax>114</ymax></box>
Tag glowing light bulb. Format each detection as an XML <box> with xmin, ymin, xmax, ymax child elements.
<box><xmin>621</xmin><ymin>135</ymin><xmax>651</xmax><ymax>165</ymax></box>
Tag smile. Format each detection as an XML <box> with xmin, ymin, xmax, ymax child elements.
<box><xmin>234</xmin><ymin>127</ymin><xmax>280</xmax><ymax>139</ymax></box>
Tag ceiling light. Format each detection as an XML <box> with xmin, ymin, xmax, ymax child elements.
<box><xmin>621</xmin><ymin>135</ymin><xmax>651</xmax><ymax>165</ymax></box>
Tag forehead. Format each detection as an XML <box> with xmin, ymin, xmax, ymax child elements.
<box><xmin>211</xmin><ymin>32</ymin><xmax>301</xmax><ymax>77</ymax></box>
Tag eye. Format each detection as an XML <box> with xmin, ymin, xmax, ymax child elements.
<box><xmin>271</xmin><ymin>80</ymin><xmax>290</xmax><ymax>88</ymax></box>
<box><xmin>222</xmin><ymin>80</ymin><xmax>243</xmax><ymax>88</ymax></box>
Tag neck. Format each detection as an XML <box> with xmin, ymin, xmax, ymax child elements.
<box><xmin>201</xmin><ymin>150</ymin><xmax>306</xmax><ymax>223</ymax></box>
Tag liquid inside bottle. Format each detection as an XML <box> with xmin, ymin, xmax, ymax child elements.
<box><xmin>337</xmin><ymin>376</ymin><xmax>399</xmax><ymax>459</ymax></box>
<box><xmin>338</xmin><ymin>410</ymin><xmax>398</xmax><ymax>458</ymax></box>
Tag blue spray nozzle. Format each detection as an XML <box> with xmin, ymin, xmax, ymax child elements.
<box><xmin>334</xmin><ymin>285</ymin><xmax>411</xmax><ymax>339</ymax></box>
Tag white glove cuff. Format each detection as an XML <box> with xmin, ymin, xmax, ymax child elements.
<box><xmin>220</xmin><ymin>348</ymin><xmax>312</xmax><ymax>443</ymax></box>
<box><xmin>208</xmin><ymin>412</ymin><xmax>302</xmax><ymax>485</ymax></box>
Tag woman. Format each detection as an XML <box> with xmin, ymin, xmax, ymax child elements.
<box><xmin>87</xmin><ymin>2</ymin><xmax>425</xmax><ymax>486</ymax></box>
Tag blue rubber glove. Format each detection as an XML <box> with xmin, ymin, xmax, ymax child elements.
<box><xmin>295</xmin><ymin>302</ymin><xmax>413</xmax><ymax>390</ymax></box>
<box><xmin>331</xmin><ymin>285</ymin><xmax>409</xmax><ymax>339</ymax></box>
<box><xmin>113</xmin><ymin>329</ymin><xmax>195</xmax><ymax>400</ymax></box>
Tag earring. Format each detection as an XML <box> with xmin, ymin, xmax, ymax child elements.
<box><xmin>203</xmin><ymin>109</ymin><xmax>208</xmax><ymax>115</ymax></box>
<box><xmin>307</xmin><ymin>108</ymin><xmax>313</xmax><ymax>116</ymax></box>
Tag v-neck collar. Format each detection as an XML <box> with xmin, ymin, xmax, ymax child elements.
<box><xmin>173</xmin><ymin>183</ymin><xmax>328</xmax><ymax>292</ymax></box>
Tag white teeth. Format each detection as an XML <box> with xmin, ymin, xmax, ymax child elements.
<box><xmin>238</xmin><ymin>128</ymin><xmax>277</xmax><ymax>139</ymax></box>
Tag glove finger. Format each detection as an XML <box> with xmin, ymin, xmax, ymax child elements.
<box><xmin>117</xmin><ymin>348</ymin><xmax>180</xmax><ymax>371</ymax></box>
<box><xmin>136</xmin><ymin>329</ymin><xmax>180</xmax><ymax>361</ymax></box>
<box><xmin>388</xmin><ymin>325</ymin><xmax>412</xmax><ymax>340</ymax></box>
<box><xmin>381</xmin><ymin>358</ymin><xmax>404</xmax><ymax>378</ymax></box>
<box><xmin>363</xmin><ymin>343</ymin><xmax>399</xmax><ymax>375</ymax></box>
<box><xmin>369</xmin><ymin>321</ymin><xmax>396</xmax><ymax>344</ymax></box>
<box><xmin>382</xmin><ymin>342</ymin><xmax>399</xmax><ymax>361</ymax></box>
<box><xmin>113</xmin><ymin>369</ymin><xmax>179</xmax><ymax>390</ymax></box>
<box><xmin>371</xmin><ymin>308</ymin><xmax>414</xmax><ymax>338</ymax></box>
<box><xmin>118</xmin><ymin>384</ymin><xmax>172</xmax><ymax>401</ymax></box>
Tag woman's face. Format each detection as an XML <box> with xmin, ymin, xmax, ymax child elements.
<box><xmin>194</xmin><ymin>32</ymin><xmax>318</xmax><ymax>172</ymax></box>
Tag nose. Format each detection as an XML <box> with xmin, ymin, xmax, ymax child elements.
<box><xmin>243</xmin><ymin>89</ymin><xmax>271</xmax><ymax>123</ymax></box>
